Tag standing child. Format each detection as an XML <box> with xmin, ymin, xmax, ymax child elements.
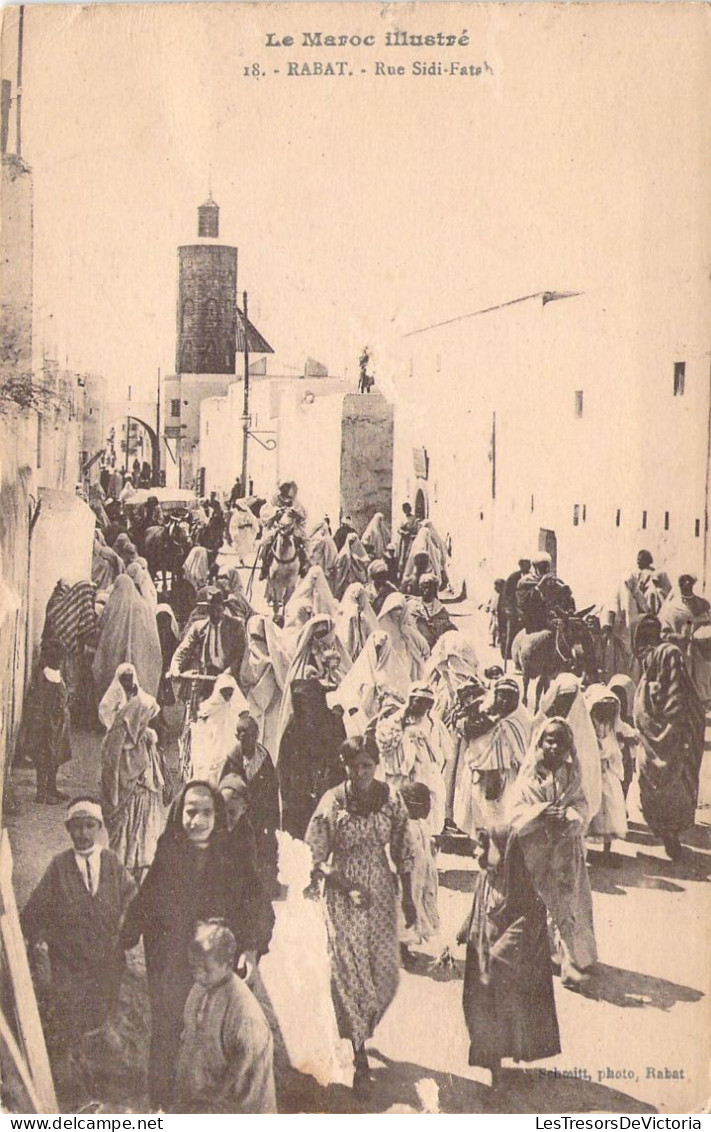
<box><xmin>584</xmin><ymin>685</ymin><xmax>629</xmax><ymax>864</ymax></box>
<box><xmin>607</xmin><ymin>675</ymin><xmax>641</xmax><ymax>800</ymax></box>
<box><xmin>175</xmin><ymin>921</ymin><xmax>277</xmax><ymax>1113</ymax></box>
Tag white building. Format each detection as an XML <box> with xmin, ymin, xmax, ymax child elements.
<box><xmin>199</xmin><ymin>368</ymin><xmax>352</xmax><ymax>502</ymax></box>
<box><xmin>392</xmin><ymin>277</ymin><xmax>709</xmax><ymax>609</ymax></box>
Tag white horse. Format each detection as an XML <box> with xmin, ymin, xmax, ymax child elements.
<box><xmin>265</xmin><ymin>520</ymin><xmax>301</xmax><ymax>623</ymax></box>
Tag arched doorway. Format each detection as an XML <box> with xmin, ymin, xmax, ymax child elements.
<box><xmin>105</xmin><ymin>415</ymin><xmax>159</xmax><ymax>484</ymax></box>
<box><xmin>414</xmin><ymin>488</ymin><xmax>428</xmax><ymax>520</ymax></box>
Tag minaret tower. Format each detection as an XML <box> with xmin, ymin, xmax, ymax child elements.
<box><xmin>176</xmin><ymin>197</ymin><xmax>238</xmax><ymax>375</ymax></box>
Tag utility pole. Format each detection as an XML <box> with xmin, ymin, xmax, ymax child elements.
<box><xmin>241</xmin><ymin>290</ymin><xmax>250</xmax><ymax>494</ymax></box>
<box><xmin>703</xmin><ymin>355</ymin><xmax>711</xmax><ymax>594</ymax></box>
<box><xmin>154</xmin><ymin>366</ymin><xmax>161</xmax><ymax>486</ymax></box>
<box><xmin>126</xmin><ymin>384</ymin><xmax>131</xmax><ymax>475</ymax></box>
<box><xmin>16</xmin><ymin>6</ymin><xmax>23</xmax><ymax>157</ymax></box>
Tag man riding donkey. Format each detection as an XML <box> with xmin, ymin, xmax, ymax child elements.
<box><xmin>514</xmin><ymin>553</ymin><xmax>599</xmax><ymax>706</ymax></box>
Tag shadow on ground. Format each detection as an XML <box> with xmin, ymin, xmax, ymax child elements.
<box><xmin>277</xmin><ymin>1048</ymin><xmax>658</xmax><ymax>1114</ymax></box>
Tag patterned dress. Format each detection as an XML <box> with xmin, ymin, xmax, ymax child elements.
<box><xmin>306</xmin><ymin>782</ymin><xmax>415</xmax><ymax>1049</ymax></box>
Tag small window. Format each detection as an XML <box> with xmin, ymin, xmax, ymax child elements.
<box><xmin>615</xmin><ymin>509</ymin><xmax>621</xmax><ymax>528</ymax></box>
<box><xmin>673</xmin><ymin>362</ymin><xmax>685</xmax><ymax>396</ymax></box>
<box><xmin>582</xmin><ymin>504</ymin><xmax>587</xmax><ymax>522</ymax></box>
<box><xmin>170</xmin><ymin>399</ymin><xmax>181</xmax><ymax>418</ymax></box>
<box><xmin>573</xmin><ymin>504</ymin><xmax>580</xmax><ymax>527</ymax></box>
<box><xmin>695</xmin><ymin>519</ymin><xmax>701</xmax><ymax>538</ymax></box>
<box><xmin>479</xmin><ymin>511</ymin><xmax>484</xmax><ymax>522</ymax></box>
<box><xmin>530</xmin><ymin>494</ymin><xmax>535</xmax><ymax>513</ymax></box>
<box><xmin>574</xmin><ymin>390</ymin><xmax>584</xmax><ymax>418</ymax></box>
<box><xmin>642</xmin><ymin>510</ymin><xmax>647</xmax><ymax>530</ymax></box>
<box><xmin>664</xmin><ymin>511</ymin><xmax>670</xmax><ymax>531</ymax></box>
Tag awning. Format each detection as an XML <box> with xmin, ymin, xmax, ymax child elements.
<box><xmin>236</xmin><ymin>308</ymin><xmax>274</xmax><ymax>355</ymax></box>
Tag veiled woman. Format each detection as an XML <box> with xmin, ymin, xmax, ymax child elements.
<box><xmin>283</xmin><ymin>565</ymin><xmax>339</xmax><ymax>649</ymax></box>
<box><xmin>426</xmin><ymin>630</ymin><xmax>480</xmax><ymax>725</ymax></box>
<box><xmin>127</xmin><ymin>557</ymin><xmax>158</xmax><ymax>609</ymax></box>
<box><xmin>239</xmin><ymin>614</ymin><xmax>291</xmax><ymax>761</ymax></box>
<box><xmin>276</xmin><ymin>615</ymin><xmax>350</xmax><ymax>837</ymax></box>
<box><xmin>327</xmin><ymin>630</ymin><xmax>412</xmax><ymax>735</ymax></box>
<box><xmin>633</xmin><ymin>614</ymin><xmax>705</xmax><ymax>860</ymax></box>
<box><xmin>41</xmin><ymin>578</ymin><xmax>98</xmax><ymax>724</ymax></box>
<box><xmin>92</xmin><ymin>574</ymin><xmax>163</xmax><ymax>701</ymax></box>
<box><xmin>403</xmin><ymin>520</ymin><xmax>448</xmax><ymax>589</ymax></box>
<box><xmin>156</xmin><ymin>603</ymin><xmax>180</xmax><ymax>708</ymax></box>
<box><xmin>307</xmin><ymin>519</ymin><xmax>339</xmax><ymax>584</ymax></box>
<box><xmin>187</xmin><ymin>673</ymin><xmax>250</xmax><ymax>786</ymax></box>
<box><xmin>99</xmin><ymin>663</ymin><xmax>167</xmax><ymax>880</ymax></box>
<box><xmin>507</xmin><ymin>718</ymin><xmax>598</xmax><ymax>986</ymax></box>
<box><xmin>336</xmin><ymin>582</ymin><xmax>377</xmax><ymax>661</ymax></box>
<box><xmin>377</xmin><ymin>592</ymin><xmax>430</xmax><ymax>681</ymax></box>
<box><xmin>182</xmin><ymin>546</ymin><xmax>210</xmax><ymax>596</ymax></box>
<box><xmin>360</xmin><ymin>512</ymin><xmax>391</xmax><ymax>561</ymax></box>
<box><xmin>333</xmin><ymin>533</ymin><xmax>371</xmax><ymax>601</ymax></box>
<box><xmin>92</xmin><ymin>529</ymin><xmax>125</xmax><ymax>591</ymax></box>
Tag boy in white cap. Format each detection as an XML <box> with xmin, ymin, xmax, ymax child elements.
<box><xmin>21</xmin><ymin>796</ymin><xmax>136</xmax><ymax>1050</ymax></box>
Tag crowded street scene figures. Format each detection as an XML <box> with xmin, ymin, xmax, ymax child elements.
<box><xmin>13</xmin><ymin>476</ymin><xmax>711</xmax><ymax>1113</ymax></box>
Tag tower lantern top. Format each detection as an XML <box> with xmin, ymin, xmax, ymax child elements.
<box><xmin>198</xmin><ymin>195</ymin><xmax>219</xmax><ymax>239</ymax></box>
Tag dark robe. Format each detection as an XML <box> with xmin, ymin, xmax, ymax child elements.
<box><xmin>333</xmin><ymin>523</ymin><xmax>356</xmax><ymax>552</ymax></box>
<box><xmin>278</xmin><ymin>678</ymin><xmax>346</xmax><ymax>839</ymax></box>
<box><xmin>500</xmin><ymin>569</ymin><xmax>524</xmax><ymax>660</ymax></box>
<box><xmin>461</xmin><ymin>831</ymin><xmax>560</xmax><ymax>1069</ymax></box>
<box><xmin>156</xmin><ymin>608</ymin><xmax>179</xmax><ymax>707</ymax></box>
<box><xmin>17</xmin><ymin>671</ymin><xmax>72</xmax><ymax>791</ymax></box>
<box><xmin>21</xmin><ymin>849</ymin><xmax>136</xmax><ymax>1043</ymax></box>
<box><xmin>221</xmin><ymin>745</ymin><xmax>280</xmax><ymax>897</ymax></box>
<box><xmin>120</xmin><ymin>828</ymin><xmax>274</xmax><ymax>1108</ymax></box>
<box><xmin>633</xmin><ymin>641</ymin><xmax>705</xmax><ymax>837</ymax></box>
<box><xmin>371</xmin><ymin>580</ymin><xmax>399</xmax><ymax>616</ymax></box>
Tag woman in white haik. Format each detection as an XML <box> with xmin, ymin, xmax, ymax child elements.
<box><xmin>258</xmin><ymin>830</ymin><xmax>353</xmax><ymax>1089</ymax></box>
<box><xmin>186</xmin><ymin>673</ymin><xmax>249</xmax><ymax>785</ymax></box>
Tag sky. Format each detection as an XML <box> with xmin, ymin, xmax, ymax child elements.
<box><xmin>1</xmin><ymin>1</ymin><xmax>708</xmax><ymax>402</ymax></box>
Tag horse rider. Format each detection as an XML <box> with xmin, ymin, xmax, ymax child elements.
<box><xmin>259</xmin><ymin>482</ymin><xmax>309</xmax><ymax>580</ymax></box>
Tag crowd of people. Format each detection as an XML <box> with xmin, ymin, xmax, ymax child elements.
<box><xmin>15</xmin><ymin>475</ymin><xmax>709</xmax><ymax>1112</ymax></box>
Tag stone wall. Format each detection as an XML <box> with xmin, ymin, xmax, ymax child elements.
<box><xmin>340</xmin><ymin>393</ymin><xmax>393</xmax><ymax>534</ymax></box>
